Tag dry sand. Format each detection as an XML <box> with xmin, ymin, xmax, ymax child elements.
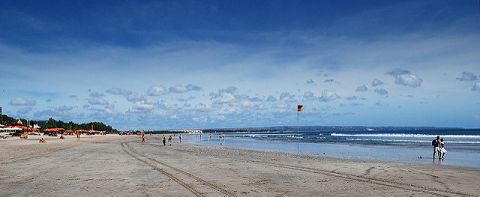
<box><xmin>1</xmin><ymin>135</ymin><xmax>479</xmax><ymax>196</ymax></box>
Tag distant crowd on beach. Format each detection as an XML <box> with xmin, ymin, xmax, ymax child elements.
<box><xmin>140</xmin><ymin>133</ymin><xmax>182</xmax><ymax>146</ymax></box>
<box><xmin>432</xmin><ymin>136</ymin><xmax>447</xmax><ymax>159</ymax></box>
<box><xmin>139</xmin><ymin>133</ymin><xmax>227</xmax><ymax>146</ymax></box>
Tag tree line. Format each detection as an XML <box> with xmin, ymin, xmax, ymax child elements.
<box><xmin>0</xmin><ymin>115</ymin><xmax>118</xmax><ymax>133</ymax></box>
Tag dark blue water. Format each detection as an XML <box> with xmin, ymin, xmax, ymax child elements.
<box><xmin>231</xmin><ymin>129</ymin><xmax>480</xmax><ymax>145</ymax></box>
<box><xmin>185</xmin><ymin>128</ymin><xmax>480</xmax><ymax>168</ymax></box>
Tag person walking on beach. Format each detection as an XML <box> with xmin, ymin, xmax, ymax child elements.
<box><xmin>179</xmin><ymin>134</ymin><xmax>182</xmax><ymax>143</ymax></box>
<box><xmin>141</xmin><ymin>133</ymin><xmax>145</xmax><ymax>143</ymax></box>
<box><xmin>162</xmin><ymin>136</ymin><xmax>166</xmax><ymax>146</ymax></box>
<box><xmin>440</xmin><ymin>138</ymin><xmax>447</xmax><ymax>159</ymax></box>
<box><xmin>168</xmin><ymin>135</ymin><xmax>172</xmax><ymax>146</ymax></box>
<box><xmin>432</xmin><ymin>136</ymin><xmax>440</xmax><ymax>159</ymax></box>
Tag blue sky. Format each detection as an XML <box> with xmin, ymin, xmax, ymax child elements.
<box><xmin>1</xmin><ymin>0</ymin><xmax>480</xmax><ymax>130</ymax></box>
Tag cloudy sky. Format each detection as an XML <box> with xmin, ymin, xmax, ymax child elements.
<box><xmin>1</xmin><ymin>0</ymin><xmax>479</xmax><ymax>130</ymax></box>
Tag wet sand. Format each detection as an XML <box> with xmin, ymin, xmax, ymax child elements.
<box><xmin>1</xmin><ymin>135</ymin><xmax>479</xmax><ymax>196</ymax></box>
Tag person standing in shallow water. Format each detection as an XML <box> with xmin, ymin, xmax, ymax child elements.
<box><xmin>162</xmin><ymin>136</ymin><xmax>166</xmax><ymax>146</ymax></box>
<box><xmin>440</xmin><ymin>138</ymin><xmax>447</xmax><ymax>159</ymax></box>
<box><xmin>432</xmin><ymin>136</ymin><xmax>440</xmax><ymax>159</ymax></box>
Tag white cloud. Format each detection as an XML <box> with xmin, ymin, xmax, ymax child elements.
<box><xmin>371</xmin><ymin>79</ymin><xmax>384</xmax><ymax>87</ymax></box>
<box><xmin>318</xmin><ymin>91</ymin><xmax>340</xmax><ymax>102</ymax></box>
<box><xmin>209</xmin><ymin>86</ymin><xmax>263</xmax><ymax>115</ymax></box>
<box><xmin>219</xmin><ymin>92</ymin><xmax>236</xmax><ymax>103</ymax></box>
<box><xmin>457</xmin><ymin>72</ymin><xmax>478</xmax><ymax>82</ymax></box>
<box><xmin>125</xmin><ymin>93</ymin><xmax>147</xmax><ymax>103</ymax></box>
<box><xmin>346</xmin><ymin>96</ymin><xmax>357</xmax><ymax>101</ymax></box>
<box><xmin>148</xmin><ymin>85</ymin><xmax>167</xmax><ymax>96</ymax></box>
<box><xmin>374</xmin><ymin>88</ymin><xmax>389</xmax><ymax>96</ymax></box>
<box><xmin>129</xmin><ymin>100</ymin><xmax>156</xmax><ymax>113</ymax></box>
<box><xmin>386</xmin><ymin>69</ymin><xmax>423</xmax><ymax>88</ymax></box>
<box><xmin>303</xmin><ymin>91</ymin><xmax>315</xmax><ymax>100</ymax></box>
<box><xmin>9</xmin><ymin>98</ymin><xmax>36</xmax><ymax>106</ymax></box>
<box><xmin>266</xmin><ymin>96</ymin><xmax>277</xmax><ymax>102</ymax></box>
<box><xmin>88</xmin><ymin>97</ymin><xmax>109</xmax><ymax>105</ymax></box>
<box><xmin>55</xmin><ymin>105</ymin><xmax>74</xmax><ymax>112</ymax></box>
<box><xmin>473</xmin><ymin>82</ymin><xmax>480</xmax><ymax>91</ymax></box>
<box><xmin>279</xmin><ymin>92</ymin><xmax>296</xmax><ymax>102</ymax></box>
<box><xmin>355</xmin><ymin>85</ymin><xmax>368</xmax><ymax>92</ymax></box>
<box><xmin>169</xmin><ymin>84</ymin><xmax>202</xmax><ymax>93</ymax></box>
<box><xmin>210</xmin><ymin>86</ymin><xmax>237</xmax><ymax>100</ymax></box>
<box><xmin>106</xmin><ymin>88</ymin><xmax>133</xmax><ymax>96</ymax></box>
<box><xmin>88</xmin><ymin>90</ymin><xmax>105</xmax><ymax>98</ymax></box>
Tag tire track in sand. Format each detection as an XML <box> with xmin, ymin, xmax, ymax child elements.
<box><xmin>143</xmin><ymin>142</ymin><xmax>471</xmax><ymax>196</ymax></box>
<box><xmin>258</xmin><ymin>161</ymin><xmax>471</xmax><ymax>197</ymax></box>
<box><xmin>0</xmin><ymin>143</ymin><xmax>82</xmax><ymax>165</ymax></box>
<box><xmin>148</xmin><ymin>144</ymin><xmax>238</xmax><ymax>197</ymax></box>
<box><xmin>121</xmin><ymin>142</ymin><xmax>236</xmax><ymax>197</ymax></box>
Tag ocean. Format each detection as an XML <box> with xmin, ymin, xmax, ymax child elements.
<box><xmin>186</xmin><ymin>127</ymin><xmax>480</xmax><ymax>168</ymax></box>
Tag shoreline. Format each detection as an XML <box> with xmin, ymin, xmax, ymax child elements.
<box><xmin>188</xmin><ymin>140</ymin><xmax>480</xmax><ymax>171</ymax></box>
<box><xmin>185</xmin><ymin>134</ymin><xmax>480</xmax><ymax>169</ymax></box>
<box><xmin>1</xmin><ymin>135</ymin><xmax>479</xmax><ymax>196</ymax></box>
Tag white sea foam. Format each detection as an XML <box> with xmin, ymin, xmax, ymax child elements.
<box><xmin>244</xmin><ymin>133</ymin><xmax>299</xmax><ymax>138</ymax></box>
<box><xmin>347</xmin><ymin>138</ymin><xmax>480</xmax><ymax>144</ymax></box>
<box><xmin>287</xmin><ymin>135</ymin><xmax>303</xmax><ymax>139</ymax></box>
<box><xmin>331</xmin><ymin>133</ymin><xmax>480</xmax><ymax>139</ymax></box>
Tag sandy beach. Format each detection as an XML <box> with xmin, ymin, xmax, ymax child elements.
<box><xmin>1</xmin><ymin>135</ymin><xmax>479</xmax><ymax>196</ymax></box>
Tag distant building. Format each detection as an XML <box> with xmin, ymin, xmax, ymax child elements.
<box><xmin>173</xmin><ymin>129</ymin><xmax>203</xmax><ymax>134</ymax></box>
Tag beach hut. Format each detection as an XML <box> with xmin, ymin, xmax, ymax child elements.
<box><xmin>43</xmin><ymin>128</ymin><xmax>65</xmax><ymax>136</ymax></box>
<box><xmin>20</xmin><ymin>126</ymin><xmax>39</xmax><ymax>134</ymax></box>
<box><xmin>86</xmin><ymin>130</ymin><xmax>98</xmax><ymax>135</ymax></box>
<box><xmin>1</xmin><ymin>126</ymin><xmax>22</xmax><ymax>131</ymax></box>
<box><xmin>0</xmin><ymin>126</ymin><xmax>27</xmax><ymax>136</ymax></box>
<box><xmin>64</xmin><ymin>130</ymin><xmax>75</xmax><ymax>135</ymax></box>
<box><xmin>75</xmin><ymin>130</ymin><xmax>85</xmax><ymax>134</ymax></box>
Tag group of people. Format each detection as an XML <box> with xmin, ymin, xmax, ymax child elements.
<box><xmin>162</xmin><ymin>135</ymin><xmax>173</xmax><ymax>146</ymax></box>
<box><xmin>161</xmin><ymin>135</ymin><xmax>182</xmax><ymax>145</ymax></box>
<box><xmin>432</xmin><ymin>136</ymin><xmax>447</xmax><ymax>159</ymax></box>
<box><xmin>140</xmin><ymin>133</ymin><xmax>182</xmax><ymax>146</ymax></box>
